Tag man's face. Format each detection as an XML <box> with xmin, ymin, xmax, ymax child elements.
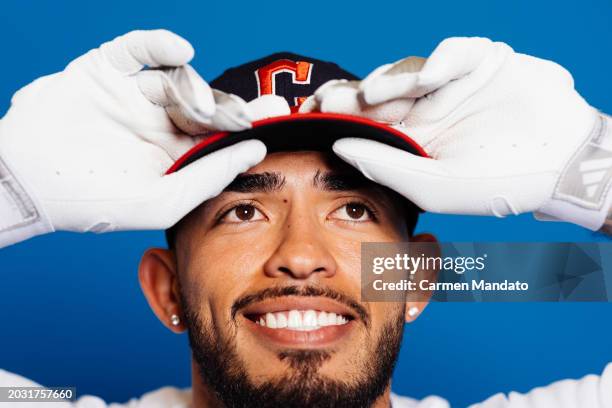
<box><xmin>171</xmin><ymin>151</ymin><xmax>412</xmax><ymax>407</ymax></box>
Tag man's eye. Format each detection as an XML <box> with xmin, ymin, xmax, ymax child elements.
<box><xmin>221</xmin><ymin>204</ymin><xmax>265</xmax><ymax>223</ymax></box>
<box><xmin>329</xmin><ymin>202</ymin><xmax>375</xmax><ymax>222</ymax></box>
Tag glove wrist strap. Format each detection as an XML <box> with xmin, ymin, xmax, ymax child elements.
<box><xmin>0</xmin><ymin>155</ymin><xmax>53</xmax><ymax>248</ymax></box>
<box><xmin>535</xmin><ymin>113</ymin><xmax>612</xmax><ymax>230</ymax></box>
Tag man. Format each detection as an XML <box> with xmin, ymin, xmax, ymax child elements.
<box><xmin>141</xmin><ymin>149</ymin><xmax>430</xmax><ymax>408</ymax></box>
<box><xmin>3</xmin><ymin>150</ymin><xmax>610</xmax><ymax>407</ymax></box>
<box><xmin>0</xmin><ymin>30</ymin><xmax>610</xmax><ymax>407</ymax></box>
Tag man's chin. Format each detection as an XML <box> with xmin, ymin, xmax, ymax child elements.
<box><xmin>238</xmin><ymin>347</ymin><xmax>348</xmax><ymax>381</ymax></box>
<box><xmin>199</xmin><ymin>358</ymin><xmax>391</xmax><ymax>408</ymax></box>
<box><xmin>183</xmin><ymin>292</ymin><xmax>405</xmax><ymax>407</ymax></box>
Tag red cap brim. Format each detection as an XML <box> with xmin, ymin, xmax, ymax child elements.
<box><xmin>166</xmin><ymin>112</ymin><xmax>427</xmax><ymax>174</ymax></box>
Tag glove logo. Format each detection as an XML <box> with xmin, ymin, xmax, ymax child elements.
<box><xmin>579</xmin><ymin>157</ymin><xmax>612</xmax><ymax>198</ymax></box>
<box><xmin>255</xmin><ymin>59</ymin><xmax>313</xmax><ymax>108</ymax></box>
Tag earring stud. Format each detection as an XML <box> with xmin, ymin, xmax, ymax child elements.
<box><xmin>408</xmin><ymin>306</ymin><xmax>419</xmax><ymax>318</ymax></box>
<box><xmin>170</xmin><ymin>314</ymin><xmax>181</xmax><ymax>326</ymax></box>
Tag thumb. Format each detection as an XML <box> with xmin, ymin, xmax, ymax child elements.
<box><xmin>333</xmin><ymin>138</ymin><xmax>460</xmax><ymax>213</ymax></box>
<box><xmin>334</xmin><ymin>138</ymin><xmax>541</xmax><ymax>216</ymax></box>
<box><xmin>153</xmin><ymin>140</ymin><xmax>267</xmax><ymax>228</ymax></box>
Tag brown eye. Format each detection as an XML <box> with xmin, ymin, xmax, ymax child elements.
<box><xmin>329</xmin><ymin>202</ymin><xmax>374</xmax><ymax>222</ymax></box>
<box><xmin>346</xmin><ymin>203</ymin><xmax>366</xmax><ymax>219</ymax></box>
<box><xmin>235</xmin><ymin>204</ymin><xmax>255</xmax><ymax>221</ymax></box>
<box><xmin>220</xmin><ymin>204</ymin><xmax>266</xmax><ymax>224</ymax></box>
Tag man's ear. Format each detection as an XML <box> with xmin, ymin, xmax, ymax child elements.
<box><xmin>138</xmin><ymin>248</ymin><xmax>185</xmax><ymax>333</ymax></box>
<box><xmin>405</xmin><ymin>233</ymin><xmax>439</xmax><ymax>323</ymax></box>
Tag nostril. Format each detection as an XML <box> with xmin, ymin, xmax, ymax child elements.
<box><xmin>278</xmin><ymin>266</ymin><xmax>291</xmax><ymax>274</ymax></box>
<box><xmin>275</xmin><ymin>265</ymin><xmax>330</xmax><ymax>278</ymax></box>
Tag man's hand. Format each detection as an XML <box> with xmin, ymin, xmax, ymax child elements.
<box><xmin>0</xmin><ymin>30</ymin><xmax>266</xmax><ymax>247</ymax></box>
<box><xmin>306</xmin><ymin>37</ymin><xmax>612</xmax><ymax>230</ymax></box>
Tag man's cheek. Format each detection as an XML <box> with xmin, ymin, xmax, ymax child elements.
<box><xmin>186</xmin><ymin>241</ymin><xmax>264</xmax><ymax>292</ymax></box>
<box><xmin>188</xmin><ymin>265</ymin><xmax>263</xmax><ymax>330</ymax></box>
<box><xmin>331</xmin><ymin>240</ymin><xmax>362</xmax><ymax>278</ymax></box>
<box><xmin>200</xmin><ymin>233</ymin><xmax>276</xmax><ymax>278</ymax></box>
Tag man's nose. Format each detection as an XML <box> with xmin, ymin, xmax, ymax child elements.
<box><xmin>263</xmin><ymin>214</ymin><xmax>337</xmax><ymax>280</ymax></box>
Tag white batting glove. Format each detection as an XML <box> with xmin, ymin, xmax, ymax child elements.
<box><xmin>307</xmin><ymin>37</ymin><xmax>612</xmax><ymax>230</ymax></box>
<box><xmin>0</xmin><ymin>30</ymin><xmax>266</xmax><ymax>248</ymax></box>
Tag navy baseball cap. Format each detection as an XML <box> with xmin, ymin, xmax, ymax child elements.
<box><xmin>166</xmin><ymin>52</ymin><xmax>426</xmax><ymax>174</ymax></box>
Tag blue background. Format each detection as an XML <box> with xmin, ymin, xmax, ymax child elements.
<box><xmin>1</xmin><ymin>0</ymin><xmax>611</xmax><ymax>406</ymax></box>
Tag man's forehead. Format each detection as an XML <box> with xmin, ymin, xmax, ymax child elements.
<box><xmin>223</xmin><ymin>151</ymin><xmax>375</xmax><ymax>193</ymax></box>
<box><xmin>245</xmin><ymin>151</ymin><xmax>347</xmax><ymax>175</ymax></box>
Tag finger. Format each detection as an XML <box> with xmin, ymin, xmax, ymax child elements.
<box><xmin>362</xmin><ymin>38</ymin><xmax>493</xmax><ymax>103</ymax></box>
<box><xmin>407</xmin><ymin>39</ymin><xmax>511</xmax><ymax>122</ymax></box>
<box><xmin>247</xmin><ymin>94</ymin><xmax>291</xmax><ymax>121</ymax></box>
<box><xmin>298</xmin><ymin>94</ymin><xmax>318</xmax><ymax>113</ymax></box>
<box><xmin>297</xmin><ymin>79</ymin><xmax>354</xmax><ymax>114</ymax></box>
<box><xmin>316</xmin><ymin>80</ymin><xmax>362</xmax><ymax>115</ymax></box>
<box><xmin>314</xmin><ymin>79</ymin><xmax>352</xmax><ymax>102</ymax></box>
<box><xmin>101</xmin><ymin>29</ymin><xmax>194</xmax><ymax>75</ymax></box>
<box><xmin>360</xmin><ymin>57</ymin><xmax>423</xmax><ymax>104</ymax></box>
<box><xmin>163</xmin><ymin>88</ymin><xmax>252</xmax><ymax>134</ymax></box>
<box><xmin>209</xmin><ymin>89</ymin><xmax>253</xmax><ymax>131</ymax></box>
<box><xmin>332</xmin><ymin>138</ymin><xmax>488</xmax><ymax>214</ymax></box>
<box><xmin>154</xmin><ymin>139</ymin><xmax>267</xmax><ymax>228</ymax></box>
<box><xmin>388</xmin><ymin>56</ymin><xmax>427</xmax><ymax>76</ymax></box>
<box><xmin>416</xmin><ymin>37</ymin><xmax>493</xmax><ymax>92</ymax></box>
<box><xmin>138</xmin><ymin>67</ymin><xmax>253</xmax><ymax>135</ymax></box>
<box><xmin>361</xmin><ymin>71</ymin><xmax>418</xmax><ymax>105</ymax></box>
<box><xmin>163</xmin><ymin>64</ymin><xmax>215</xmax><ymax>117</ymax></box>
<box><xmin>311</xmin><ymin>79</ymin><xmax>416</xmax><ymax>123</ymax></box>
<box><xmin>138</xmin><ymin>66</ymin><xmax>217</xmax><ymax>135</ymax></box>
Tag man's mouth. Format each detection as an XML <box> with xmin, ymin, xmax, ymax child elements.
<box><xmin>239</xmin><ymin>296</ymin><xmax>359</xmax><ymax>347</ymax></box>
<box><xmin>247</xmin><ymin>310</ymin><xmax>351</xmax><ymax>331</ymax></box>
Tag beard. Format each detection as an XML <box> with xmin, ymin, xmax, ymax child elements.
<box><xmin>181</xmin><ymin>288</ymin><xmax>405</xmax><ymax>408</ymax></box>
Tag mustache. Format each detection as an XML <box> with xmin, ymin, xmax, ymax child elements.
<box><xmin>231</xmin><ymin>285</ymin><xmax>370</xmax><ymax>326</ymax></box>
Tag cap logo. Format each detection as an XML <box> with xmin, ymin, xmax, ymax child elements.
<box><xmin>255</xmin><ymin>59</ymin><xmax>313</xmax><ymax>108</ymax></box>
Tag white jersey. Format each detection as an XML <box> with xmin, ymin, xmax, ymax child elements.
<box><xmin>1</xmin><ymin>364</ymin><xmax>610</xmax><ymax>408</ymax></box>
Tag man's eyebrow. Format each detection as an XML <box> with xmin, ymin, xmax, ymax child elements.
<box><xmin>312</xmin><ymin>170</ymin><xmax>372</xmax><ymax>191</ymax></box>
<box><xmin>223</xmin><ymin>172</ymin><xmax>286</xmax><ymax>193</ymax></box>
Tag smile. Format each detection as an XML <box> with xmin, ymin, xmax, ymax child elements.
<box><xmin>251</xmin><ymin>310</ymin><xmax>350</xmax><ymax>331</ymax></box>
<box><xmin>240</xmin><ymin>296</ymin><xmax>359</xmax><ymax>347</ymax></box>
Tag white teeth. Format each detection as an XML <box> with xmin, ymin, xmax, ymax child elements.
<box><xmin>317</xmin><ymin>311</ymin><xmax>328</xmax><ymax>326</ymax></box>
<box><xmin>327</xmin><ymin>312</ymin><xmax>337</xmax><ymax>325</ymax></box>
<box><xmin>276</xmin><ymin>312</ymin><xmax>288</xmax><ymax>328</ymax></box>
<box><xmin>287</xmin><ymin>310</ymin><xmax>302</xmax><ymax>328</ymax></box>
<box><xmin>303</xmin><ymin>310</ymin><xmax>318</xmax><ymax>327</ymax></box>
<box><xmin>255</xmin><ymin>309</ymin><xmax>350</xmax><ymax>330</ymax></box>
<box><xmin>265</xmin><ymin>313</ymin><xmax>277</xmax><ymax>329</ymax></box>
